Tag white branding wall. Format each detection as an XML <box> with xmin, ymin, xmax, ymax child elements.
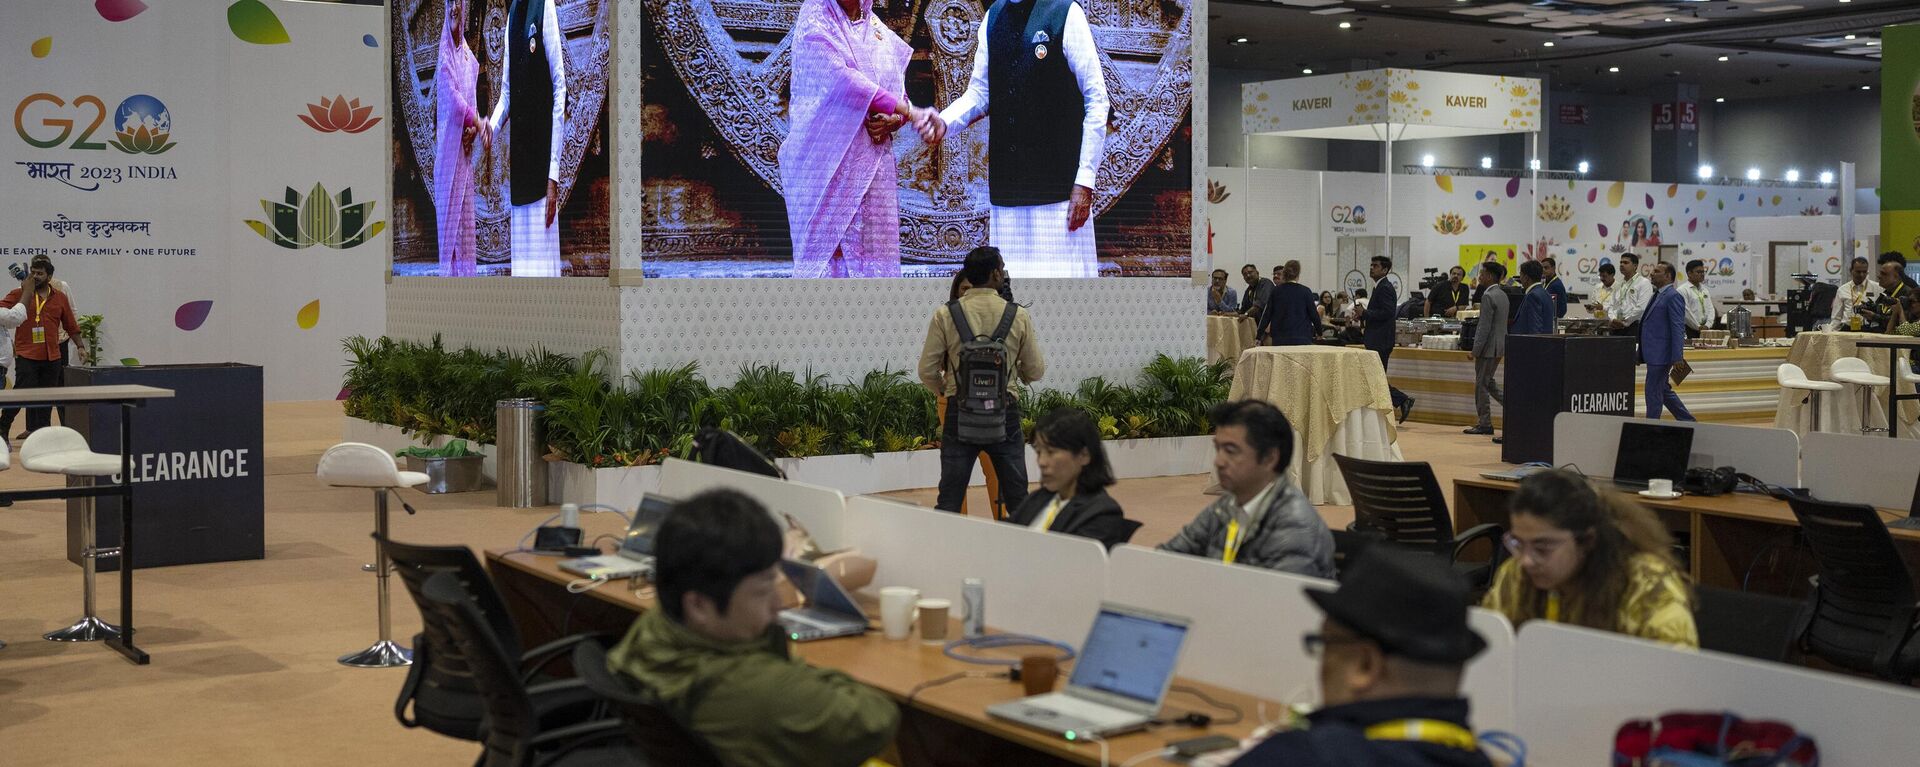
<box><xmin>0</xmin><ymin>2</ymin><xmax>387</xmax><ymax>400</ymax></box>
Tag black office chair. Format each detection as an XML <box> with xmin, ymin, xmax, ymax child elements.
<box><xmin>693</xmin><ymin>428</ymin><xmax>782</xmax><ymax>479</ymax></box>
<box><xmin>1784</xmin><ymin>497</ymin><xmax>1920</xmax><ymax>683</ymax></box>
<box><xmin>1694</xmin><ymin>585</ymin><xmax>1806</xmax><ymax>663</ymax></box>
<box><xmin>571</xmin><ymin>640</ymin><xmax>726</xmax><ymax>767</ymax></box>
<box><xmin>417</xmin><ymin>571</ymin><xmax>639</xmax><ymax>767</ymax></box>
<box><xmin>1332</xmin><ymin>454</ymin><xmax>1508</xmax><ymax>590</ymax></box>
<box><xmin>377</xmin><ymin>534</ymin><xmax>606</xmax><ymax>741</ymax></box>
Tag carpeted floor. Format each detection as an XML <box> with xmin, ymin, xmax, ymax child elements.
<box><xmin>0</xmin><ymin>401</ymin><xmax>1519</xmax><ymax>764</ymax></box>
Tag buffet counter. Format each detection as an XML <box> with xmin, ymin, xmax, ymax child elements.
<box><xmin>1388</xmin><ymin>344</ymin><xmax>1790</xmax><ymax>427</ymax></box>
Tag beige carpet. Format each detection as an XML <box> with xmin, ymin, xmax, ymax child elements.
<box><xmin>0</xmin><ymin>402</ymin><xmax>1518</xmax><ymax>764</ymax></box>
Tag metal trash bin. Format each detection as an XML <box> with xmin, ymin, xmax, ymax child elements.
<box><xmin>404</xmin><ymin>454</ymin><xmax>485</xmax><ymax>494</ymax></box>
<box><xmin>496</xmin><ymin>399</ymin><xmax>548</xmax><ymax>507</ymax></box>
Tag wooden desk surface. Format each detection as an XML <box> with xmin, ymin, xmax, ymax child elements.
<box><xmin>485</xmin><ymin>549</ymin><xmax>1275</xmax><ymax>766</ymax></box>
<box><xmin>0</xmin><ymin>384</ymin><xmax>174</xmax><ymax>404</ymax></box>
<box><xmin>1451</xmin><ymin>476</ymin><xmax>1920</xmax><ymax>540</ymax></box>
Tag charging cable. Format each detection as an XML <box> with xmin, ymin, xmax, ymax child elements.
<box><xmin>1117</xmin><ymin>746</ymin><xmax>1173</xmax><ymax>767</ymax></box>
<box><xmin>941</xmin><ymin>633</ymin><xmax>1077</xmax><ymax>666</ymax></box>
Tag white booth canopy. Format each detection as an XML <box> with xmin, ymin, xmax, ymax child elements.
<box><xmin>1243</xmin><ymin>69</ymin><xmax>1542</xmax><ymax>140</ymax></box>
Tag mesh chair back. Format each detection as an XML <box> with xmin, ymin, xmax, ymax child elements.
<box><xmin>693</xmin><ymin>428</ymin><xmax>782</xmax><ymax>479</ymax></box>
<box><xmin>1333</xmin><ymin>453</ymin><xmax>1457</xmax><ymax>552</ymax></box>
<box><xmin>572</xmin><ymin>641</ymin><xmax>725</xmax><ymax>767</ymax></box>
<box><xmin>420</xmin><ymin>571</ymin><xmax>541</xmax><ymax>767</ymax></box>
<box><xmin>378</xmin><ymin>534</ymin><xmax>523</xmax><ymax>740</ymax></box>
<box><xmin>1693</xmin><ymin>586</ymin><xmax>1805</xmax><ymax>662</ymax></box>
<box><xmin>1785</xmin><ymin>497</ymin><xmax>1919</xmax><ymax>675</ymax></box>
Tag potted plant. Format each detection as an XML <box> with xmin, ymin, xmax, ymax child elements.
<box><xmin>397</xmin><ymin>440</ymin><xmax>486</xmax><ymax>494</ymax></box>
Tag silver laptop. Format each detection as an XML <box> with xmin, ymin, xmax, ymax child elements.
<box><xmin>986</xmin><ymin>603</ymin><xmax>1191</xmax><ymax>739</ymax></box>
<box><xmin>558</xmin><ymin>494</ymin><xmax>675</xmax><ymax>580</ymax></box>
<box><xmin>776</xmin><ymin>558</ymin><xmax>870</xmax><ymax>642</ymax></box>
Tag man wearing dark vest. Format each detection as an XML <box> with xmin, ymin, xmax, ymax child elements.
<box><xmin>933</xmin><ymin>0</ymin><xmax>1109</xmax><ymax>278</ymax></box>
<box><xmin>485</xmin><ymin>0</ymin><xmax>567</xmax><ymax>276</ymax></box>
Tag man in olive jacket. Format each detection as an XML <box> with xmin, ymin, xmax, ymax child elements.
<box><xmin>607</xmin><ymin>489</ymin><xmax>898</xmax><ymax>767</ymax></box>
<box><xmin>1159</xmin><ymin>400</ymin><xmax>1335</xmax><ymax>579</ymax></box>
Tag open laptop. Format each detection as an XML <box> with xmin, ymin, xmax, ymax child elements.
<box><xmin>1610</xmin><ymin>422</ymin><xmax>1695</xmax><ymax>490</ymax></box>
<box><xmin>776</xmin><ymin>558</ymin><xmax>870</xmax><ymax>642</ymax></box>
<box><xmin>558</xmin><ymin>494</ymin><xmax>675</xmax><ymax>580</ymax></box>
<box><xmin>986</xmin><ymin>603</ymin><xmax>1191</xmax><ymax>739</ymax></box>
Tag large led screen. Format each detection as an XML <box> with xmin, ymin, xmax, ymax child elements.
<box><xmin>640</xmin><ymin>0</ymin><xmax>1193</xmax><ymax>278</ymax></box>
<box><xmin>389</xmin><ymin>0</ymin><xmax>611</xmax><ymax>277</ymax></box>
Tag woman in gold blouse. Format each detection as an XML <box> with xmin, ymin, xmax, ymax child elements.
<box><xmin>1481</xmin><ymin>469</ymin><xmax>1697</xmax><ymax>647</ymax></box>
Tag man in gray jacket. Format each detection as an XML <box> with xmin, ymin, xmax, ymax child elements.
<box><xmin>1463</xmin><ymin>261</ymin><xmax>1508</xmax><ymax>439</ymax></box>
<box><xmin>1159</xmin><ymin>400</ymin><xmax>1334</xmax><ymax>578</ymax></box>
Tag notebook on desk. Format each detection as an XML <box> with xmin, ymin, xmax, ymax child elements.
<box><xmin>986</xmin><ymin>603</ymin><xmax>1191</xmax><ymax>739</ymax></box>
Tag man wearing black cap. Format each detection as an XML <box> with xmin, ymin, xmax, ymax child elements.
<box><xmin>1230</xmin><ymin>549</ymin><xmax>1494</xmax><ymax>767</ymax></box>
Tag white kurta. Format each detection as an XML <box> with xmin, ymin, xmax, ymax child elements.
<box><xmin>1607</xmin><ymin>272</ymin><xmax>1653</xmax><ymax>325</ymax></box>
<box><xmin>487</xmin><ymin>0</ymin><xmax>568</xmax><ymax>277</ymax></box>
<box><xmin>939</xmin><ymin>1</ymin><xmax>1109</xmax><ymax>279</ymax></box>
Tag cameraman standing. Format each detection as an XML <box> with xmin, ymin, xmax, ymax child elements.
<box><xmin>1</xmin><ymin>257</ymin><xmax>87</xmax><ymax>441</ymax></box>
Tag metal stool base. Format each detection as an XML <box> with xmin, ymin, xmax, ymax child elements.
<box><xmin>45</xmin><ymin>616</ymin><xmax>123</xmax><ymax>642</ymax></box>
<box><xmin>339</xmin><ymin>639</ymin><xmax>413</xmax><ymax>668</ymax></box>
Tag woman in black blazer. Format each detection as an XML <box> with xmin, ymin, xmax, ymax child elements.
<box><xmin>1005</xmin><ymin>407</ymin><xmax>1141</xmax><ymax>550</ymax></box>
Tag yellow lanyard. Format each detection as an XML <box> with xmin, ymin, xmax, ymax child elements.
<box><xmin>1545</xmin><ymin>592</ymin><xmax>1561</xmax><ymax>623</ymax></box>
<box><xmin>1364</xmin><ymin>719</ymin><xmax>1479</xmax><ymax>751</ymax></box>
<box><xmin>1038</xmin><ymin>497</ymin><xmax>1067</xmax><ymax>530</ymax></box>
<box><xmin>1222</xmin><ymin>519</ymin><xmax>1242</xmax><ymax>564</ymax></box>
<box><xmin>31</xmin><ymin>290</ymin><xmax>47</xmax><ymax>322</ymax></box>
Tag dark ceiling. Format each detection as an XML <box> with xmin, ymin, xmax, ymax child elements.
<box><xmin>1212</xmin><ymin>0</ymin><xmax>1919</xmax><ymax>100</ymax></box>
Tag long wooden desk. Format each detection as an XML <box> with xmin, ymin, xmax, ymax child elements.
<box><xmin>1452</xmin><ymin>477</ymin><xmax>1920</xmax><ymax>592</ymax></box>
<box><xmin>485</xmin><ymin>549</ymin><xmax>1276</xmax><ymax>767</ymax></box>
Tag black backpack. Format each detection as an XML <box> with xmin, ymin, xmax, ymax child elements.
<box><xmin>947</xmin><ymin>299</ymin><xmax>1020</xmax><ymax>445</ymax></box>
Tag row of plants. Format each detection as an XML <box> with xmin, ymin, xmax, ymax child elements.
<box><xmin>339</xmin><ymin>336</ymin><xmax>1233</xmax><ymax>468</ymax></box>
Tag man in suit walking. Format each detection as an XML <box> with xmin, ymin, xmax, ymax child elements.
<box><xmin>1463</xmin><ymin>262</ymin><xmax>1508</xmax><ymax>438</ymax></box>
<box><xmin>1258</xmin><ymin>261</ymin><xmax>1323</xmax><ymax>346</ymax></box>
<box><xmin>1511</xmin><ymin>260</ymin><xmax>1556</xmax><ymax>336</ymax></box>
<box><xmin>1641</xmin><ymin>261</ymin><xmax>1696</xmax><ymax>421</ymax></box>
<box><xmin>1357</xmin><ymin>256</ymin><xmax>1413</xmax><ymax>422</ymax></box>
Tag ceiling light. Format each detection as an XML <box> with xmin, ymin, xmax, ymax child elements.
<box><xmin>1664</xmin><ymin>17</ymin><xmax>1673</xmax><ymax>22</ymax></box>
<box><xmin>1715</xmin><ymin>97</ymin><xmax>1725</xmax><ymax>103</ymax></box>
<box><xmin>1785</xmin><ymin>169</ymin><xmax>1801</xmax><ymax>183</ymax></box>
<box><xmin>1863</xmin><ymin>85</ymin><xmax>1873</xmax><ymax>90</ymax></box>
<box><xmin>1480</xmin><ymin>156</ymin><xmax>1493</xmax><ymax>170</ymax></box>
<box><xmin>1845</xmin><ymin>34</ymin><xmax>1856</xmax><ymax>40</ymax></box>
<box><xmin>1869</xmin><ymin>40</ymin><xmax>1881</xmax><ymax>46</ymax></box>
<box><xmin>1608</xmin><ymin>66</ymin><xmax>1620</xmax><ymax>73</ymax></box>
<box><xmin>1819</xmin><ymin>170</ymin><xmax>1835</xmax><ymax>184</ymax></box>
<box><xmin>1717</xmin><ymin>56</ymin><xmax>1729</xmax><ymax>62</ymax></box>
<box><xmin>1746</xmin><ymin>167</ymin><xmax>1762</xmax><ymax>181</ymax></box>
<box><xmin>1577</xmin><ymin>161</ymin><xmax>1590</xmax><ymax>174</ymax></box>
<box><xmin>1302</xmin><ymin>68</ymin><xmax>1314</xmax><ymax>74</ymax></box>
<box><xmin>1543</xmin><ymin>41</ymin><xmax>1555</xmax><ymax>47</ymax></box>
<box><xmin>1233</xmin><ymin>37</ymin><xmax>1250</xmax><ymax>45</ymax></box>
<box><xmin>1421</xmin><ymin>154</ymin><xmax>1435</xmax><ymax>168</ymax></box>
<box><xmin>1697</xmin><ymin>165</ymin><xmax>1714</xmax><ymax>180</ymax></box>
<box><xmin>1529</xmin><ymin>159</ymin><xmax>1541</xmax><ymax>171</ymax></box>
<box><xmin>1339</xmin><ymin>21</ymin><xmax>1352</xmax><ymax>29</ymax></box>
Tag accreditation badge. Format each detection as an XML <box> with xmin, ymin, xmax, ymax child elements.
<box><xmin>31</xmin><ymin>326</ymin><xmax>45</xmax><ymax>345</ymax></box>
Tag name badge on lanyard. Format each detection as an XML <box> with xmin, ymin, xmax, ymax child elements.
<box><xmin>31</xmin><ymin>326</ymin><xmax>44</xmax><ymax>345</ymax></box>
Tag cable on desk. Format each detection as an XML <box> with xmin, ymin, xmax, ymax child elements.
<box><xmin>566</xmin><ymin>575</ymin><xmax>610</xmax><ymax>594</ymax></box>
<box><xmin>1081</xmin><ymin>732</ymin><xmax>1111</xmax><ymax>767</ymax></box>
<box><xmin>941</xmin><ymin>634</ymin><xmax>1076</xmax><ymax>666</ymax></box>
<box><xmin>1117</xmin><ymin>747</ymin><xmax>1174</xmax><ymax>767</ymax></box>
<box><xmin>1167</xmin><ymin>684</ymin><xmax>1244</xmax><ymax>725</ymax></box>
<box><xmin>904</xmin><ymin>670</ymin><xmax>1008</xmax><ymax>706</ymax></box>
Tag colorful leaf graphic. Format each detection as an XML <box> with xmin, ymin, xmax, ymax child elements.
<box><xmin>120</xmin><ymin>358</ymin><xmax>141</xmax><ymax>366</ymax></box>
<box><xmin>296</xmin><ymin>299</ymin><xmax>320</xmax><ymax>329</ymax></box>
<box><xmin>1606</xmin><ymin>182</ymin><xmax>1625</xmax><ymax>208</ymax></box>
<box><xmin>1717</xmin><ymin>200</ymin><xmax>1725</xmax><ymax>211</ymax></box>
<box><xmin>95</xmin><ymin>0</ymin><xmax>147</xmax><ymax>22</ymax></box>
<box><xmin>1569</xmin><ymin>225</ymin><xmax>1578</xmax><ymax>239</ymax></box>
<box><xmin>1644</xmin><ymin>193</ymin><xmax>1655</xmax><ymax>209</ymax></box>
<box><xmin>1666</xmin><ymin>184</ymin><xmax>1678</xmax><ymax>198</ymax></box>
<box><xmin>175</xmin><ymin>300</ymin><xmax>213</xmax><ymax>331</ymax></box>
<box><xmin>1586</xmin><ymin>188</ymin><xmax>1597</xmax><ymax>204</ymax></box>
<box><xmin>1687</xmin><ymin>218</ymin><xmax>1698</xmax><ymax>233</ymax></box>
<box><xmin>228</xmin><ymin>0</ymin><xmax>291</xmax><ymax>45</ymax></box>
<box><xmin>363</xmin><ymin>34</ymin><xmax>378</xmax><ymax>48</ymax></box>
<box><xmin>1475</xmin><ymin>190</ymin><xmax>1486</xmax><ymax>200</ymax></box>
<box><xmin>337</xmin><ymin>387</ymin><xmax>351</xmax><ymax>400</ymax></box>
<box><xmin>31</xmin><ymin>37</ymin><xmax>51</xmax><ymax>58</ymax></box>
<box><xmin>1506</xmin><ymin>177</ymin><xmax>1521</xmax><ymax>198</ymax></box>
<box><xmin>1771</xmin><ymin>195</ymin><xmax>1782</xmax><ymax>206</ymax></box>
<box><xmin>1436</xmin><ymin>175</ymin><xmax>1454</xmax><ymax>193</ymax></box>
<box><xmin>1480</xmin><ymin>214</ymin><xmax>1495</xmax><ymax>229</ymax></box>
<box><xmin>1598</xmin><ymin>223</ymin><xmax>1609</xmax><ymax>238</ymax></box>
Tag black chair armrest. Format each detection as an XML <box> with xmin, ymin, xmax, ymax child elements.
<box><xmin>394</xmin><ymin>632</ymin><xmax>430</xmax><ymax>728</ymax></box>
<box><xmin>531</xmin><ymin>719</ymin><xmax>628</xmax><ymax>766</ymax></box>
<box><xmin>1450</xmin><ymin>523</ymin><xmax>1507</xmax><ymax>565</ymax></box>
<box><xmin>519</xmin><ymin>630</ymin><xmax>623</xmax><ymax>683</ymax></box>
<box><xmin>1872</xmin><ymin>603</ymin><xmax>1920</xmax><ymax>679</ymax></box>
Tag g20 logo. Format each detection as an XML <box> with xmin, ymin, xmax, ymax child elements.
<box><xmin>15</xmin><ymin>93</ymin><xmax>176</xmax><ymax>155</ymax></box>
<box><xmin>1576</xmin><ymin>257</ymin><xmax>1599</xmax><ymax>274</ymax></box>
<box><xmin>1330</xmin><ymin>205</ymin><xmax>1367</xmax><ymax>225</ymax></box>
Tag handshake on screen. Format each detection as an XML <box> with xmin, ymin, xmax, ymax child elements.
<box><xmin>865</xmin><ymin>107</ymin><xmax>948</xmax><ymax>145</ymax></box>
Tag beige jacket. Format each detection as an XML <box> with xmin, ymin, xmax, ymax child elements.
<box><xmin>918</xmin><ymin>288</ymin><xmax>1044</xmax><ymax>396</ymax></box>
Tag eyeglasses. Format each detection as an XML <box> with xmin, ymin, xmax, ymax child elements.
<box><xmin>1502</xmin><ymin>532</ymin><xmax>1576</xmax><ymax>561</ymax></box>
<box><xmin>1301</xmin><ymin>632</ymin><xmax>1374</xmax><ymax>659</ymax></box>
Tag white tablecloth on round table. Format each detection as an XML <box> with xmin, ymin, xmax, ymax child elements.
<box><xmin>1207</xmin><ymin>314</ymin><xmax>1257</xmax><ymax>365</ymax></box>
<box><xmin>1773</xmin><ymin>331</ymin><xmax>1920</xmax><ymax>437</ymax></box>
<box><xmin>1229</xmin><ymin>345</ymin><xmax>1404</xmax><ymax>505</ymax></box>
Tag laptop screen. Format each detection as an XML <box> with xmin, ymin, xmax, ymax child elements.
<box><xmin>1613</xmin><ymin>422</ymin><xmax>1694</xmax><ymax>484</ymax></box>
<box><xmin>620</xmin><ymin>494</ymin><xmax>676</xmax><ymax>558</ymax></box>
<box><xmin>776</xmin><ymin>559</ymin><xmax>865</xmax><ymax>619</ymax></box>
<box><xmin>1068</xmin><ymin>607</ymin><xmax>1189</xmax><ymax>706</ymax></box>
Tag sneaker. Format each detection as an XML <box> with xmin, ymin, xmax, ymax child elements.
<box><xmin>1462</xmin><ymin>425</ymin><xmax>1494</xmax><ymax>435</ymax></box>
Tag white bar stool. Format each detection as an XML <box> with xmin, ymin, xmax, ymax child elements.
<box><xmin>1831</xmin><ymin>356</ymin><xmax>1892</xmax><ymax>436</ymax></box>
<box><xmin>21</xmin><ymin>427</ymin><xmax>129</xmax><ymax>642</ymax></box>
<box><xmin>317</xmin><ymin>442</ymin><xmax>428</xmax><ymax>668</ymax></box>
<box><xmin>1777</xmin><ymin>363</ymin><xmax>1842</xmax><ymax>434</ymax></box>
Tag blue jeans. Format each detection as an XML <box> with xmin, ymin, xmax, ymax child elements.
<box><xmin>1646</xmin><ymin>363</ymin><xmax>1695</xmax><ymax>421</ymax></box>
<box><xmin>937</xmin><ymin>400</ymin><xmax>1029</xmax><ymax>514</ymax></box>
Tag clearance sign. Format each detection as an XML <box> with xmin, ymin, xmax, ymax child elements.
<box><xmin>1244</xmin><ymin>69</ymin><xmax>1540</xmax><ymax>139</ymax></box>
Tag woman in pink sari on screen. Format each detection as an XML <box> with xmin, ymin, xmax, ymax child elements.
<box><xmin>779</xmin><ymin>0</ymin><xmax>938</xmax><ymax>279</ymax></box>
<box><xmin>433</xmin><ymin>0</ymin><xmax>483</xmax><ymax>276</ymax></box>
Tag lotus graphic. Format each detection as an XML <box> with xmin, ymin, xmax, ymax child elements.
<box><xmin>1433</xmin><ymin>212</ymin><xmax>1467</xmax><ymax>236</ymax></box>
<box><xmin>244</xmin><ymin>183</ymin><xmax>386</xmax><ymax>249</ymax></box>
<box><xmin>299</xmin><ymin>95</ymin><xmax>382</xmax><ymax>134</ymax></box>
<box><xmin>106</xmin><ymin>94</ymin><xmax>175</xmax><ymax>155</ymax></box>
<box><xmin>1538</xmin><ymin>195</ymin><xmax>1573</xmax><ymax>222</ymax></box>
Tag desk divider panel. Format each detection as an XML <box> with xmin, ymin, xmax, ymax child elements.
<box><xmin>1553</xmin><ymin>413</ymin><xmax>1801</xmax><ymax>487</ymax></box>
<box><xmin>1516</xmin><ymin>622</ymin><xmax>1920</xmax><ymax>766</ymax></box>
<box><xmin>1803</xmin><ymin>432</ymin><xmax>1920</xmax><ymax>513</ymax></box>
<box><xmin>1103</xmin><ymin>545</ymin><xmax>1518</xmax><ymax>732</ymax></box>
<box><xmin>660</xmin><ymin>458</ymin><xmax>850</xmax><ymax>552</ymax></box>
<box><xmin>842</xmin><ymin>496</ymin><xmax>1107</xmax><ymax>646</ymax></box>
